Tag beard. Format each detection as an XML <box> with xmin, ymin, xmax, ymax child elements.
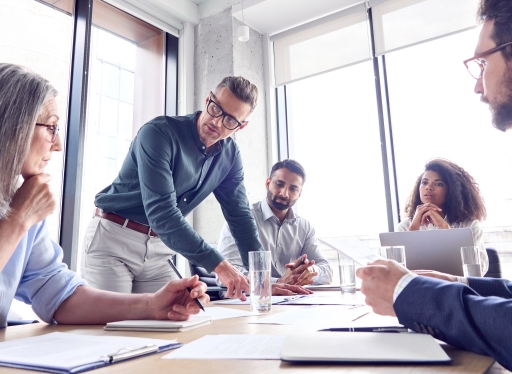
<box><xmin>482</xmin><ymin>66</ymin><xmax>512</xmax><ymax>132</ymax></box>
<box><xmin>267</xmin><ymin>190</ymin><xmax>294</xmax><ymax>211</ymax></box>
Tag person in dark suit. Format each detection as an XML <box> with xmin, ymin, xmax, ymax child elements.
<box><xmin>357</xmin><ymin>0</ymin><xmax>512</xmax><ymax>370</ymax></box>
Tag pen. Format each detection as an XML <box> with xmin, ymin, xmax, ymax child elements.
<box><xmin>320</xmin><ymin>327</ymin><xmax>409</xmax><ymax>333</ymax></box>
<box><xmin>167</xmin><ymin>259</ymin><xmax>205</xmax><ymax>312</ymax></box>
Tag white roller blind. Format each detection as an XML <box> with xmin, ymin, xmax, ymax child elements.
<box><xmin>370</xmin><ymin>0</ymin><xmax>480</xmax><ymax>56</ymax></box>
<box><xmin>272</xmin><ymin>3</ymin><xmax>371</xmax><ymax>86</ymax></box>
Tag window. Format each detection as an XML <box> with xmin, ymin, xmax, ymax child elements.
<box><xmin>77</xmin><ymin>0</ymin><xmax>166</xmax><ymax>273</ymax></box>
<box><xmin>0</xmin><ymin>0</ymin><xmax>74</xmax><ymax>242</ymax></box>
<box><xmin>286</xmin><ymin>61</ymin><xmax>386</xmax><ymax>283</ymax></box>
<box><xmin>386</xmin><ymin>27</ymin><xmax>512</xmax><ymax>279</ymax></box>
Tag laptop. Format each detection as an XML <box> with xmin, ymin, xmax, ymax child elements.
<box><xmin>379</xmin><ymin>228</ymin><xmax>474</xmax><ymax>276</ymax></box>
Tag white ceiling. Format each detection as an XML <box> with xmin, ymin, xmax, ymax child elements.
<box><xmin>114</xmin><ymin>0</ymin><xmax>364</xmax><ymax>36</ymax></box>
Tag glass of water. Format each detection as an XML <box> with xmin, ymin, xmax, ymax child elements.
<box><xmin>249</xmin><ymin>251</ymin><xmax>272</xmax><ymax>313</ymax></box>
<box><xmin>461</xmin><ymin>246</ymin><xmax>482</xmax><ymax>277</ymax></box>
<box><xmin>380</xmin><ymin>246</ymin><xmax>406</xmax><ymax>267</ymax></box>
<box><xmin>338</xmin><ymin>253</ymin><xmax>356</xmax><ymax>295</ymax></box>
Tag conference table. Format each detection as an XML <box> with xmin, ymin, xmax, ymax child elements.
<box><xmin>0</xmin><ymin>292</ymin><xmax>498</xmax><ymax>374</ymax></box>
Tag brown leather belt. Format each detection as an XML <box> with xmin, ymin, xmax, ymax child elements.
<box><xmin>94</xmin><ymin>208</ymin><xmax>158</xmax><ymax>237</ymax></box>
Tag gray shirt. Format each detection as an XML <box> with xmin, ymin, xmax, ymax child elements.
<box><xmin>95</xmin><ymin>113</ymin><xmax>262</xmax><ymax>272</ymax></box>
<box><xmin>217</xmin><ymin>199</ymin><xmax>333</xmax><ymax>284</ymax></box>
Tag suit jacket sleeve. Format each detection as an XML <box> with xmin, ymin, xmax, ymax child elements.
<box><xmin>393</xmin><ymin>276</ymin><xmax>512</xmax><ymax>370</ymax></box>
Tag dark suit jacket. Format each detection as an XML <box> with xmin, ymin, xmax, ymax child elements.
<box><xmin>394</xmin><ymin>276</ymin><xmax>512</xmax><ymax>370</ymax></box>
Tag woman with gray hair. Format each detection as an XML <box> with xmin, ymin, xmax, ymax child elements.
<box><xmin>0</xmin><ymin>63</ymin><xmax>209</xmax><ymax>327</ymax></box>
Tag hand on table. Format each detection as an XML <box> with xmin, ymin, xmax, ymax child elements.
<box><xmin>279</xmin><ymin>254</ymin><xmax>318</xmax><ymax>286</ymax></box>
<box><xmin>271</xmin><ymin>283</ymin><xmax>313</xmax><ymax>296</ymax></box>
<box><xmin>214</xmin><ymin>260</ymin><xmax>250</xmax><ymax>300</ymax></box>
<box><xmin>356</xmin><ymin>259</ymin><xmax>411</xmax><ymax>317</ymax></box>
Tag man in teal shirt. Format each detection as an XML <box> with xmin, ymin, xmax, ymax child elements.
<box><xmin>83</xmin><ymin>76</ymin><xmax>261</xmax><ymax>299</ymax></box>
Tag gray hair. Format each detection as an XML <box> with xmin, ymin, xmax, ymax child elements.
<box><xmin>0</xmin><ymin>63</ymin><xmax>57</xmax><ymax>217</ymax></box>
<box><xmin>214</xmin><ymin>76</ymin><xmax>259</xmax><ymax>113</ymax></box>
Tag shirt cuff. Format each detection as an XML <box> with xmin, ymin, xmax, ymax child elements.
<box><xmin>393</xmin><ymin>273</ymin><xmax>418</xmax><ymax>303</ymax></box>
<box><xmin>271</xmin><ymin>277</ymin><xmax>279</xmax><ymax>284</ymax></box>
<box><xmin>457</xmin><ymin>276</ymin><xmax>469</xmax><ymax>285</ymax></box>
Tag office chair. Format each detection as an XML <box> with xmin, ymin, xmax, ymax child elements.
<box><xmin>484</xmin><ymin>248</ymin><xmax>502</xmax><ymax>279</ymax></box>
<box><xmin>189</xmin><ymin>263</ymin><xmax>226</xmax><ymax>300</ymax></box>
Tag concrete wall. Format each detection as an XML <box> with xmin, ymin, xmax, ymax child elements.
<box><xmin>192</xmin><ymin>8</ymin><xmax>268</xmax><ymax>244</ymax></box>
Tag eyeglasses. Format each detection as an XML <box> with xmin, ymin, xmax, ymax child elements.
<box><xmin>463</xmin><ymin>41</ymin><xmax>512</xmax><ymax>79</ymax></box>
<box><xmin>206</xmin><ymin>92</ymin><xmax>246</xmax><ymax>130</ymax></box>
<box><xmin>35</xmin><ymin>123</ymin><xmax>60</xmax><ymax>143</ymax></box>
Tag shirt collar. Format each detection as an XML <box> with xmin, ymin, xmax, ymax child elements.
<box><xmin>260</xmin><ymin>198</ymin><xmax>296</xmax><ymax>224</ymax></box>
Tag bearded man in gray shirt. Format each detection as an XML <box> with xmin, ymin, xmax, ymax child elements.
<box><xmin>217</xmin><ymin>159</ymin><xmax>333</xmax><ymax>290</ymax></box>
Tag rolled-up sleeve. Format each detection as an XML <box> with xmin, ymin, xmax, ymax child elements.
<box><xmin>16</xmin><ymin>221</ymin><xmax>86</xmax><ymax>323</ymax></box>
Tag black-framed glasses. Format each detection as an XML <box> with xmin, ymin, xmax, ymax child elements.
<box><xmin>36</xmin><ymin>123</ymin><xmax>60</xmax><ymax>143</ymax></box>
<box><xmin>206</xmin><ymin>92</ymin><xmax>246</xmax><ymax>130</ymax></box>
<box><xmin>463</xmin><ymin>41</ymin><xmax>512</xmax><ymax>79</ymax></box>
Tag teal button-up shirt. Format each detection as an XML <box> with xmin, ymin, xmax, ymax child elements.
<box><xmin>95</xmin><ymin>113</ymin><xmax>262</xmax><ymax>272</ymax></box>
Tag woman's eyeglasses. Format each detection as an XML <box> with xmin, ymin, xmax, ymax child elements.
<box><xmin>35</xmin><ymin>123</ymin><xmax>60</xmax><ymax>143</ymax></box>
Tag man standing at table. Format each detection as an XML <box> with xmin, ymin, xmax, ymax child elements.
<box><xmin>217</xmin><ymin>159</ymin><xmax>332</xmax><ymax>289</ymax></box>
<box><xmin>82</xmin><ymin>76</ymin><xmax>261</xmax><ymax>299</ymax></box>
<box><xmin>357</xmin><ymin>0</ymin><xmax>512</xmax><ymax>369</ymax></box>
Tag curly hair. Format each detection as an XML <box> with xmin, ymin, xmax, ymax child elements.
<box><xmin>404</xmin><ymin>159</ymin><xmax>487</xmax><ymax>224</ymax></box>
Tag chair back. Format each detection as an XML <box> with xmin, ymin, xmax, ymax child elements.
<box><xmin>484</xmin><ymin>248</ymin><xmax>502</xmax><ymax>278</ymax></box>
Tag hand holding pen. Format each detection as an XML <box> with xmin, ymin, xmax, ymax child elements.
<box><xmin>167</xmin><ymin>259</ymin><xmax>206</xmax><ymax>312</ymax></box>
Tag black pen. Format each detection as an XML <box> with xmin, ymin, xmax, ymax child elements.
<box><xmin>167</xmin><ymin>259</ymin><xmax>205</xmax><ymax>312</ymax></box>
<box><xmin>320</xmin><ymin>327</ymin><xmax>408</xmax><ymax>333</ymax></box>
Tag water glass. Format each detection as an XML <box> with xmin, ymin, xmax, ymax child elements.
<box><xmin>380</xmin><ymin>246</ymin><xmax>406</xmax><ymax>267</ymax></box>
<box><xmin>249</xmin><ymin>251</ymin><xmax>272</xmax><ymax>313</ymax></box>
<box><xmin>338</xmin><ymin>253</ymin><xmax>356</xmax><ymax>295</ymax></box>
<box><xmin>461</xmin><ymin>246</ymin><xmax>482</xmax><ymax>277</ymax></box>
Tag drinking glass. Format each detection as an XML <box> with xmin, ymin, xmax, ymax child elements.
<box><xmin>249</xmin><ymin>251</ymin><xmax>272</xmax><ymax>313</ymax></box>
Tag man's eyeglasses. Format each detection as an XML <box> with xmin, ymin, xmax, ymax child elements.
<box><xmin>36</xmin><ymin>123</ymin><xmax>60</xmax><ymax>143</ymax></box>
<box><xmin>463</xmin><ymin>41</ymin><xmax>512</xmax><ymax>79</ymax></box>
<box><xmin>206</xmin><ymin>93</ymin><xmax>246</xmax><ymax>130</ymax></box>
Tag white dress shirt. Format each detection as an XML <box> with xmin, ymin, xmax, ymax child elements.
<box><xmin>216</xmin><ymin>199</ymin><xmax>333</xmax><ymax>284</ymax></box>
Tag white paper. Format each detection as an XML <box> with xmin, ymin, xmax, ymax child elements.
<box><xmin>250</xmin><ymin>305</ymin><xmax>370</xmax><ymax>328</ymax></box>
<box><xmin>162</xmin><ymin>335</ymin><xmax>285</xmax><ymax>360</ymax></box>
<box><xmin>213</xmin><ymin>295</ymin><xmax>306</xmax><ymax>305</ymax></box>
<box><xmin>280</xmin><ymin>293</ymin><xmax>366</xmax><ymax>306</ymax></box>
<box><xmin>319</xmin><ymin>237</ymin><xmax>383</xmax><ymax>266</ymax></box>
<box><xmin>197</xmin><ymin>307</ymin><xmax>254</xmax><ymax>320</ymax></box>
<box><xmin>0</xmin><ymin>332</ymin><xmax>177</xmax><ymax>370</ymax></box>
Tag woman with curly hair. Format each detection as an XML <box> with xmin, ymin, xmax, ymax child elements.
<box><xmin>397</xmin><ymin>158</ymin><xmax>488</xmax><ymax>274</ymax></box>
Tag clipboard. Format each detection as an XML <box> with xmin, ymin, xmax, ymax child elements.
<box><xmin>0</xmin><ymin>332</ymin><xmax>182</xmax><ymax>374</ymax></box>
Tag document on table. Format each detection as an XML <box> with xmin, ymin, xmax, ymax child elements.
<box><xmin>0</xmin><ymin>332</ymin><xmax>180</xmax><ymax>374</ymax></box>
<box><xmin>214</xmin><ymin>295</ymin><xmax>307</xmax><ymax>305</ymax></box>
<box><xmin>280</xmin><ymin>293</ymin><xmax>366</xmax><ymax>306</ymax></box>
<box><xmin>162</xmin><ymin>335</ymin><xmax>285</xmax><ymax>360</ymax></box>
<box><xmin>198</xmin><ymin>307</ymin><xmax>254</xmax><ymax>320</ymax></box>
<box><xmin>250</xmin><ymin>305</ymin><xmax>370</xmax><ymax>328</ymax></box>
<box><xmin>319</xmin><ymin>237</ymin><xmax>383</xmax><ymax>266</ymax></box>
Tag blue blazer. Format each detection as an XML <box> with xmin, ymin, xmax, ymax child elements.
<box><xmin>394</xmin><ymin>276</ymin><xmax>512</xmax><ymax>370</ymax></box>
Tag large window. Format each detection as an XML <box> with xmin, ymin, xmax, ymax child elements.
<box><xmin>286</xmin><ymin>61</ymin><xmax>386</xmax><ymax>283</ymax></box>
<box><xmin>284</xmin><ymin>26</ymin><xmax>512</xmax><ymax>280</ymax></box>
<box><xmin>0</xmin><ymin>0</ymin><xmax>74</xmax><ymax>242</ymax></box>
<box><xmin>77</xmin><ymin>0</ymin><xmax>166</xmax><ymax>273</ymax></box>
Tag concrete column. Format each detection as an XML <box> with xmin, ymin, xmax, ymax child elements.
<box><xmin>193</xmin><ymin>8</ymin><xmax>268</xmax><ymax>244</ymax></box>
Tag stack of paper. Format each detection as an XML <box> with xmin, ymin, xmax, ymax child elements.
<box><xmin>105</xmin><ymin>316</ymin><xmax>211</xmax><ymax>332</ymax></box>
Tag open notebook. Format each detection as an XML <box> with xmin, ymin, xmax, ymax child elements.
<box><xmin>280</xmin><ymin>332</ymin><xmax>451</xmax><ymax>364</ymax></box>
<box><xmin>104</xmin><ymin>316</ymin><xmax>211</xmax><ymax>332</ymax></box>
